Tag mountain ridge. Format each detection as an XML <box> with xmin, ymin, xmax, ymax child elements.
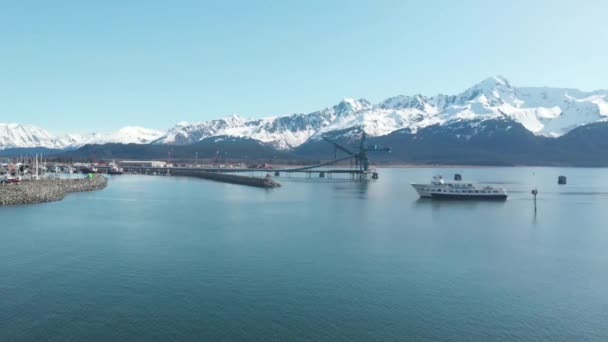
<box><xmin>1</xmin><ymin>76</ymin><xmax>608</xmax><ymax>151</ymax></box>
<box><xmin>149</xmin><ymin>76</ymin><xmax>608</xmax><ymax>148</ymax></box>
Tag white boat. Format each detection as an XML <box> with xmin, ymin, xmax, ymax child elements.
<box><xmin>107</xmin><ymin>161</ymin><xmax>124</xmax><ymax>175</ymax></box>
<box><xmin>412</xmin><ymin>175</ymin><xmax>507</xmax><ymax>200</ymax></box>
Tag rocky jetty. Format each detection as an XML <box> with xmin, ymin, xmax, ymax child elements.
<box><xmin>0</xmin><ymin>175</ymin><xmax>108</xmax><ymax>206</ymax></box>
<box><xmin>170</xmin><ymin>170</ymin><xmax>281</xmax><ymax>188</ymax></box>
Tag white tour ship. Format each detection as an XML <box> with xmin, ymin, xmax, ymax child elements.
<box><xmin>412</xmin><ymin>175</ymin><xmax>507</xmax><ymax>200</ymax></box>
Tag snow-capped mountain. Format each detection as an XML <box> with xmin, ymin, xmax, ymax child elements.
<box><xmin>156</xmin><ymin>76</ymin><xmax>608</xmax><ymax>149</ymax></box>
<box><xmin>58</xmin><ymin>127</ymin><xmax>165</xmax><ymax>148</ymax></box>
<box><xmin>0</xmin><ymin>123</ymin><xmax>65</xmax><ymax>150</ymax></box>
<box><xmin>157</xmin><ymin>98</ymin><xmax>374</xmax><ymax>150</ymax></box>
<box><xmin>0</xmin><ymin>125</ymin><xmax>164</xmax><ymax>150</ymax></box>
<box><xmin>2</xmin><ymin>76</ymin><xmax>607</xmax><ymax>151</ymax></box>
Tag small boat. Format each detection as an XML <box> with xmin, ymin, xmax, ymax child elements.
<box><xmin>412</xmin><ymin>175</ymin><xmax>507</xmax><ymax>200</ymax></box>
<box><xmin>107</xmin><ymin>161</ymin><xmax>124</xmax><ymax>175</ymax></box>
<box><xmin>80</xmin><ymin>166</ymin><xmax>98</xmax><ymax>174</ymax></box>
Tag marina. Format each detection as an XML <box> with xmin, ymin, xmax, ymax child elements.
<box><xmin>0</xmin><ymin>133</ymin><xmax>390</xmax><ymax>193</ymax></box>
<box><xmin>3</xmin><ymin>154</ymin><xmax>522</xmax><ymax>197</ymax></box>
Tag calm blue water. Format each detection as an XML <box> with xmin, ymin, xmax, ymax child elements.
<box><xmin>1</xmin><ymin>168</ymin><xmax>608</xmax><ymax>341</ymax></box>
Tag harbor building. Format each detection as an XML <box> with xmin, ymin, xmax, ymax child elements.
<box><xmin>118</xmin><ymin>160</ymin><xmax>167</xmax><ymax>168</ymax></box>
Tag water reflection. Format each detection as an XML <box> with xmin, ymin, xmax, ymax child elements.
<box><xmin>355</xmin><ymin>180</ymin><xmax>370</xmax><ymax>198</ymax></box>
<box><xmin>330</xmin><ymin>180</ymin><xmax>371</xmax><ymax>199</ymax></box>
<box><xmin>412</xmin><ymin>197</ymin><xmax>508</xmax><ymax>210</ymax></box>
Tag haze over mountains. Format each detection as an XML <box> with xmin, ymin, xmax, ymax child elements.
<box><xmin>2</xmin><ymin>76</ymin><xmax>608</xmax><ymax>165</ymax></box>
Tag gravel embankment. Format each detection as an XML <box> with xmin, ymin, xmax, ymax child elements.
<box><xmin>0</xmin><ymin>175</ymin><xmax>108</xmax><ymax>206</ymax></box>
<box><xmin>170</xmin><ymin>170</ymin><xmax>281</xmax><ymax>188</ymax></box>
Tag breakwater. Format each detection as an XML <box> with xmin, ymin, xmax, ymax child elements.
<box><xmin>0</xmin><ymin>175</ymin><xmax>108</xmax><ymax>206</ymax></box>
<box><xmin>170</xmin><ymin>170</ymin><xmax>281</xmax><ymax>188</ymax></box>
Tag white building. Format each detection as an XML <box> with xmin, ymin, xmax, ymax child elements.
<box><xmin>118</xmin><ymin>160</ymin><xmax>167</xmax><ymax>168</ymax></box>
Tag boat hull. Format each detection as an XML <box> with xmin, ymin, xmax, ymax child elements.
<box><xmin>430</xmin><ymin>193</ymin><xmax>507</xmax><ymax>200</ymax></box>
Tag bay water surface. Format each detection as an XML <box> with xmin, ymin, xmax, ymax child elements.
<box><xmin>1</xmin><ymin>167</ymin><xmax>608</xmax><ymax>341</ymax></box>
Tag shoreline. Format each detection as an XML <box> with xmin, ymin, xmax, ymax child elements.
<box><xmin>0</xmin><ymin>175</ymin><xmax>108</xmax><ymax>206</ymax></box>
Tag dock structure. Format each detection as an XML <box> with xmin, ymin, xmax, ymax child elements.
<box><xmin>100</xmin><ymin>132</ymin><xmax>390</xmax><ymax>181</ymax></box>
<box><xmin>97</xmin><ymin>164</ymin><xmax>377</xmax><ymax>180</ymax></box>
<box><xmin>78</xmin><ymin>133</ymin><xmax>390</xmax><ymax>187</ymax></box>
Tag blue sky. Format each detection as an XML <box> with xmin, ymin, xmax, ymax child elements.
<box><xmin>1</xmin><ymin>0</ymin><xmax>607</xmax><ymax>134</ymax></box>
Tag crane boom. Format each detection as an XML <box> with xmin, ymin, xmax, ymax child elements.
<box><xmin>321</xmin><ymin>136</ymin><xmax>356</xmax><ymax>156</ymax></box>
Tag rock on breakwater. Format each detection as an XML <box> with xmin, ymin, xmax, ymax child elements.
<box><xmin>0</xmin><ymin>175</ymin><xmax>108</xmax><ymax>206</ymax></box>
<box><xmin>170</xmin><ymin>170</ymin><xmax>281</xmax><ymax>188</ymax></box>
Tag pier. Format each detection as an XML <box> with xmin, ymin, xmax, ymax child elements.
<box><xmin>169</xmin><ymin>169</ymin><xmax>280</xmax><ymax>188</ymax></box>
<box><xmin>101</xmin><ymin>165</ymin><xmax>376</xmax><ymax>179</ymax></box>
<box><xmin>1</xmin><ymin>133</ymin><xmax>389</xmax><ymax>189</ymax></box>
<box><xmin>97</xmin><ymin>133</ymin><xmax>390</xmax><ymax>182</ymax></box>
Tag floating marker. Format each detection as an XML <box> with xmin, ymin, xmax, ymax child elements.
<box><xmin>531</xmin><ymin>188</ymin><xmax>538</xmax><ymax>212</ymax></box>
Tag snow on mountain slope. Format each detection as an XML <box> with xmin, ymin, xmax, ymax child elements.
<box><xmin>0</xmin><ymin>123</ymin><xmax>64</xmax><ymax>150</ymax></box>
<box><xmin>0</xmin><ymin>124</ymin><xmax>164</xmax><ymax>150</ymax></box>
<box><xmin>379</xmin><ymin>76</ymin><xmax>608</xmax><ymax>138</ymax></box>
<box><xmin>512</xmin><ymin>87</ymin><xmax>608</xmax><ymax>136</ymax></box>
<box><xmin>58</xmin><ymin>127</ymin><xmax>165</xmax><ymax>148</ymax></box>
<box><xmin>159</xmin><ymin>99</ymin><xmax>372</xmax><ymax>150</ymax></box>
<box><xmin>158</xmin><ymin>76</ymin><xmax>608</xmax><ymax>149</ymax></box>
